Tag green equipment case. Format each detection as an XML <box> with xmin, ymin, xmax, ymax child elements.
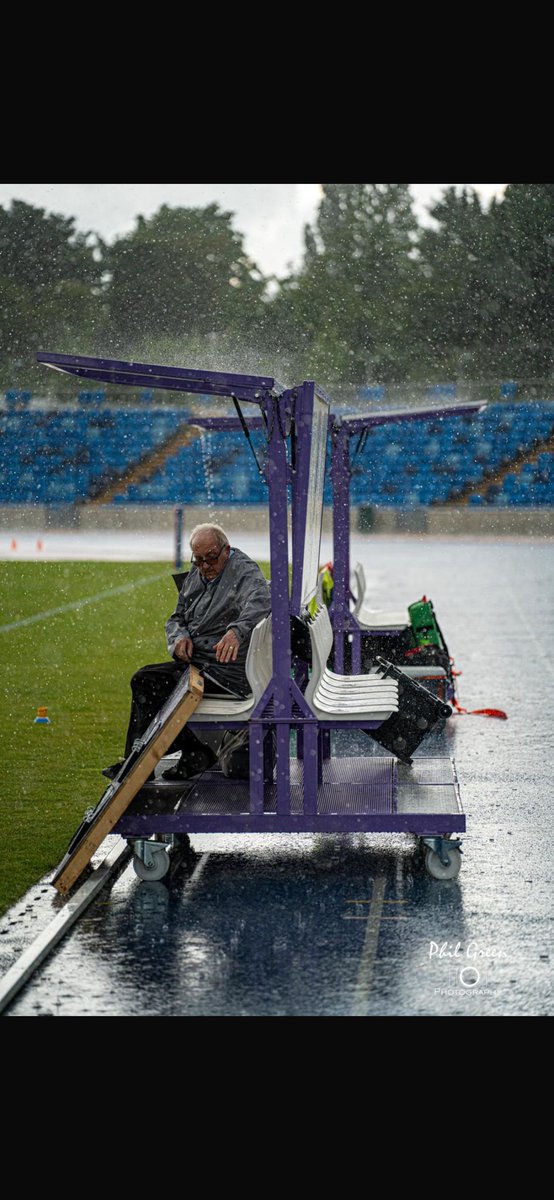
<box><xmin>408</xmin><ymin>597</ymin><xmax>443</xmax><ymax>649</ymax></box>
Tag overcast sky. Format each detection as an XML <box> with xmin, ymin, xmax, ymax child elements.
<box><xmin>0</xmin><ymin>183</ymin><xmax>507</xmax><ymax>279</ymax></box>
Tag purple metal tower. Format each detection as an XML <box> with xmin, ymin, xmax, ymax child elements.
<box><xmin>36</xmin><ymin>352</ymin><xmax>468</xmax><ymax>879</ymax></box>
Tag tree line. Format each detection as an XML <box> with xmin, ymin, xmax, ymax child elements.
<box><xmin>1</xmin><ymin>184</ymin><xmax>552</xmax><ymax>400</ymax></box>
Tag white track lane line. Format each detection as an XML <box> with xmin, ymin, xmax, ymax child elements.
<box><xmin>350</xmin><ymin>874</ymin><xmax>387</xmax><ymax>1015</ymax></box>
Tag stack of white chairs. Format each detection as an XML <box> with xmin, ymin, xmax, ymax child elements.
<box><xmin>304</xmin><ymin>605</ymin><xmax>398</xmax><ymax>723</ymax></box>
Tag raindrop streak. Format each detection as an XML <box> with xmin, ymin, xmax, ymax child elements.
<box><xmin>200</xmin><ymin>430</ymin><xmax>216</xmax><ymax>522</ymax></box>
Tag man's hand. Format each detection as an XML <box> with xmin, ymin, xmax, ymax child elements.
<box><xmin>174</xmin><ymin>637</ymin><xmax>194</xmax><ymax>662</ymax></box>
<box><xmin>213</xmin><ymin>630</ymin><xmax>240</xmax><ymax>663</ymax></box>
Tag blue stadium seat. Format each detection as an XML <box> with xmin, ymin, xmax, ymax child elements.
<box><xmin>359</xmin><ymin>386</ymin><xmax>386</xmax><ymax>402</ymax></box>
<box><xmin>4</xmin><ymin>396</ymin><xmax>554</xmax><ymax>510</ymax></box>
<box><xmin>500</xmin><ymin>382</ymin><xmax>518</xmax><ymax>399</ymax></box>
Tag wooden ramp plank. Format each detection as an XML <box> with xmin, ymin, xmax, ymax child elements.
<box><xmin>52</xmin><ymin>666</ymin><xmax>204</xmax><ymax>895</ymax></box>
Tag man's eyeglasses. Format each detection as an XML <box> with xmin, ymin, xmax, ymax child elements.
<box><xmin>191</xmin><ymin>546</ymin><xmax>227</xmax><ymax>567</ymax></box>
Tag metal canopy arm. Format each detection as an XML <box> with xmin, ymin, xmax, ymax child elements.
<box><xmin>333</xmin><ymin>400</ymin><xmax>486</xmax><ymax>435</ymax></box>
<box><xmin>36</xmin><ymin>352</ymin><xmax>287</xmax><ymax>403</ymax></box>
<box><xmin>187</xmin><ymin>416</ymin><xmax>265</xmax><ymax>431</ymax></box>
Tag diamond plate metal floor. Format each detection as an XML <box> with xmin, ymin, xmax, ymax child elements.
<box><xmin>128</xmin><ymin>756</ymin><xmax>456</xmax><ymax>817</ymax></box>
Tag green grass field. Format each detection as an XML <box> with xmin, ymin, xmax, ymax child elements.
<box><xmin>0</xmin><ymin>560</ymin><xmax>268</xmax><ymax>916</ymax></box>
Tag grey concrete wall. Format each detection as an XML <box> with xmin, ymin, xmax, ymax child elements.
<box><xmin>357</xmin><ymin>506</ymin><xmax>554</xmax><ymax>536</ymax></box>
<box><xmin>0</xmin><ymin>504</ymin><xmax>553</xmax><ymax>537</ymax></box>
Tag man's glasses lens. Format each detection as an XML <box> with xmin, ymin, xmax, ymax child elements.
<box><xmin>191</xmin><ymin>548</ymin><xmax>223</xmax><ymax>566</ymax></box>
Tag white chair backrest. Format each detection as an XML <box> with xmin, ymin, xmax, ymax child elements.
<box><xmin>352</xmin><ymin>562</ymin><xmax>366</xmax><ymax>615</ymax></box>
<box><xmin>304</xmin><ymin>606</ymin><xmax>333</xmax><ymax>707</ymax></box>
<box><xmin>245</xmin><ymin>613</ymin><xmax>273</xmax><ymax>703</ymax></box>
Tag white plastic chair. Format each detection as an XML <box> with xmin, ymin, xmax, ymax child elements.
<box><xmin>351</xmin><ymin>563</ymin><xmax>448</xmax><ymax>692</ymax></box>
<box><xmin>352</xmin><ymin>561</ymin><xmax>409</xmax><ymax>629</ymax></box>
<box><xmin>188</xmin><ymin>613</ymin><xmax>273</xmax><ymax>724</ymax></box>
<box><xmin>157</xmin><ymin>615</ymin><xmax>273</xmax><ymax>780</ymax></box>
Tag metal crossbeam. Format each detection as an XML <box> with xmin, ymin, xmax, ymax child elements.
<box><xmin>330</xmin><ymin>400</ymin><xmax>488</xmax><ymax>670</ymax></box>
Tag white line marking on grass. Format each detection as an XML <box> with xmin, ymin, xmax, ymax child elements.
<box><xmin>0</xmin><ymin>572</ymin><xmax>169</xmax><ymax>633</ymax></box>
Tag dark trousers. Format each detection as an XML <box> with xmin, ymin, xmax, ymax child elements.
<box><xmin>124</xmin><ymin>661</ymin><xmax>232</xmax><ymax>765</ymax></box>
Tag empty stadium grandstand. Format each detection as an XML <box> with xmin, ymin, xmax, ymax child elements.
<box><xmin>347</xmin><ymin>402</ymin><xmax>554</xmax><ymax>508</ymax></box>
<box><xmin>1</xmin><ymin>388</ymin><xmax>554</xmax><ymax>510</ymax></box>
<box><xmin>0</xmin><ymin>397</ymin><xmax>191</xmax><ymax>506</ymax></box>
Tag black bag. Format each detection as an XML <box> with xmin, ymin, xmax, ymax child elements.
<box><xmin>368</xmin><ymin>658</ymin><xmax>452</xmax><ymax>764</ymax></box>
<box><xmin>217</xmin><ymin>727</ymin><xmax>277</xmax><ymax>780</ymax></box>
<box><xmin>402</xmin><ymin>644</ymin><xmax>452</xmax><ymax>671</ymax></box>
<box><xmin>360</xmin><ymin>627</ymin><xmax>414</xmax><ymax>670</ymax></box>
<box><xmin>217</xmin><ymin>728</ymin><xmax>251</xmax><ymax>779</ymax></box>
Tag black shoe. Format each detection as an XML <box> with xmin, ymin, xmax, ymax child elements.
<box><xmin>102</xmin><ymin>761</ymin><xmax>124</xmax><ymax>780</ymax></box>
<box><xmin>173</xmin><ymin>833</ymin><xmax>192</xmax><ymax>853</ymax></box>
<box><xmin>161</xmin><ymin>748</ymin><xmax>216</xmax><ymax>782</ymax></box>
<box><xmin>160</xmin><ymin>761</ymin><xmax>199</xmax><ymax>782</ymax></box>
<box><xmin>103</xmin><ymin>761</ymin><xmax>156</xmax><ymax>783</ymax></box>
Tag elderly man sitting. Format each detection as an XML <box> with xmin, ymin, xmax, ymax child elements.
<box><xmin>104</xmin><ymin>523</ymin><xmax>271</xmax><ymax>782</ymax></box>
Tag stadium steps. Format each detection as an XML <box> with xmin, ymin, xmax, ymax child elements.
<box><xmin>442</xmin><ymin>429</ymin><xmax>554</xmax><ymax>506</ymax></box>
<box><xmin>87</xmin><ymin>422</ymin><xmax>203</xmax><ymax>505</ymax></box>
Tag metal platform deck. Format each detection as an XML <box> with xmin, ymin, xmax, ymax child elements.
<box><xmin>114</xmin><ymin>756</ymin><xmax>464</xmax><ymax>836</ymax></box>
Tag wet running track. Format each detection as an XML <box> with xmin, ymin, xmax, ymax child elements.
<box><xmin>2</xmin><ymin>538</ymin><xmax>553</xmax><ymax>1016</ymax></box>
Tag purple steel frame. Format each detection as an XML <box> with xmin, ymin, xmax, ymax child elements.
<box><xmin>36</xmin><ymin>352</ymin><xmax>467</xmax><ymax>839</ymax></box>
<box><xmin>330</xmin><ymin>403</ymin><xmax>486</xmax><ymax>671</ymax></box>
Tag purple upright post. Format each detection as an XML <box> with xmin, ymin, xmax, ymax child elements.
<box><xmin>291</xmin><ymin>382</ymin><xmax>329</xmax><ymax>616</ymax></box>
<box><xmin>174</xmin><ymin>506</ymin><xmax>184</xmax><ymax>569</ymax></box>
<box><xmin>264</xmin><ymin>394</ymin><xmax>293</xmax><ymax>813</ymax></box>
<box><xmin>331</xmin><ymin>423</ymin><xmax>353</xmax><ymax>672</ymax></box>
<box><xmin>248</xmin><ymin>721</ymin><xmax>265</xmax><ymax>814</ymax></box>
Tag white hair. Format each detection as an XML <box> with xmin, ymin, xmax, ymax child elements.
<box><xmin>189</xmin><ymin>523</ymin><xmax>229</xmax><ymax>550</ymax></box>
